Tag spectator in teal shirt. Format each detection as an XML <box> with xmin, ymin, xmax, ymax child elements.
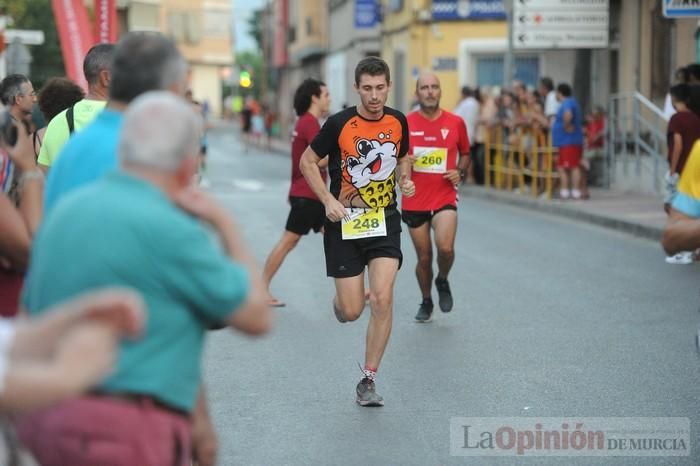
<box><xmin>17</xmin><ymin>92</ymin><xmax>271</xmax><ymax>466</ymax></box>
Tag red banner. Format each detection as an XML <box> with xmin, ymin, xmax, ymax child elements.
<box><xmin>51</xmin><ymin>0</ymin><xmax>93</xmax><ymax>89</ymax></box>
<box><xmin>94</xmin><ymin>0</ymin><xmax>117</xmax><ymax>44</ymax></box>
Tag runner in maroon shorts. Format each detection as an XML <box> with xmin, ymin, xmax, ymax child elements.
<box><xmin>402</xmin><ymin>72</ymin><xmax>470</xmax><ymax>322</ymax></box>
<box><xmin>262</xmin><ymin>79</ymin><xmax>330</xmax><ymax>306</ymax></box>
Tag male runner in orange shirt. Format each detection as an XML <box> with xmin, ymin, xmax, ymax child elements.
<box><xmin>300</xmin><ymin>57</ymin><xmax>415</xmax><ymax>406</ymax></box>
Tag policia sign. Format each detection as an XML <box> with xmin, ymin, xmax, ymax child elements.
<box><xmin>664</xmin><ymin>0</ymin><xmax>700</xmax><ymax>18</ymax></box>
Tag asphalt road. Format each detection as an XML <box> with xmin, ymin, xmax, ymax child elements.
<box><xmin>201</xmin><ymin>126</ymin><xmax>700</xmax><ymax>466</ymax></box>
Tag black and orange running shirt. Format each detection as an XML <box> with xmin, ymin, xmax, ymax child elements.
<box><xmin>310</xmin><ymin>106</ymin><xmax>409</xmax><ymax>212</ymax></box>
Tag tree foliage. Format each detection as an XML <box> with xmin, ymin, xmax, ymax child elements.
<box><xmin>246</xmin><ymin>8</ymin><xmax>263</xmax><ymax>52</ymax></box>
<box><xmin>236</xmin><ymin>50</ymin><xmax>263</xmax><ymax>100</ymax></box>
<box><xmin>2</xmin><ymin>0</ymin><xmax>65</xmax><ymax>87</ymax></box>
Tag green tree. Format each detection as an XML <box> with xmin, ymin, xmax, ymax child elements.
<box><xmin>0</xmin><ymin>0</ymin><xmax>27</xmax><ymax>22</ymax></box>
<box><xmin>246</xmin><ymin>8</ymin><xmax>263</xmax><ymax>51</ymax></box>
<box><xmin>2</xmin><ymin>0</ymin><xmax>65</xmax><ymax>87</ymax></box>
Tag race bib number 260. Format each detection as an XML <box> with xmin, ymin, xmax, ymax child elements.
<box><xmin>342</xmin><ymin>208</ymin><xmax>387</xmax><ymax>240</ymax></box>
<box><xmin>413</xmin><ymin>147</ymin><xmax>448</xmax><ymax>174</ymax></box>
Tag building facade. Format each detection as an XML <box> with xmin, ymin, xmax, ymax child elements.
<box><xmin>381</xmin><ymin>0</ymin><xmax>509</xmax><ymax>113</ymax></box>
<box><xmin>326</xmin><ymin>0</ymin><xmax>381</xmax><ymax>113</ymax></box>
<box><xmin>116</xmin><ymin>0</ymin><xmax>234</xmax><ymax>117</ymax></box>
<box><xmin>265</xmin><ymin>0</ymin><xmax>699</xmax><ymax>128</ymax></box>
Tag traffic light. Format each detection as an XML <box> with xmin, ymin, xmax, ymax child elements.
<box><xmin>239</xmin><ymin>70</ymin><xmax>252</xmax><ymax>88</ymax></box>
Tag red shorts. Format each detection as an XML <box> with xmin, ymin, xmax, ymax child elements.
<box><xmin>16</xmin><ymin>395</ymin><xmax>192</xmax><ymax>466</ymax></box>
<box><xmin>557</xmin><ymin>145</ymin><xmax>582</xmax><ymax>169</ymax></box>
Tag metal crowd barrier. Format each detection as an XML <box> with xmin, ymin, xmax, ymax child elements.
<box><xmin>483</xmin><ymin>125</ymin><xmax>559</xmax><ymax>199</ymax></box>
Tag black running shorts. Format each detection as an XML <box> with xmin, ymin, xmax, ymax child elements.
<box><xmin>285</xmin><ymin>196</ymin><xmax>326</xmax><ymax>235</ymax></box>
<box><xmin>323</xmin><ymin>226</ymin><xmax>402</xmax><ymax>278</ymax></box>
<box><xmin>400</xmin><ymin>204</ymin><xmax>457</xmax><ymax>229</ymax></box>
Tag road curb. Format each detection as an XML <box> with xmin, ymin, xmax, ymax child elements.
<box><xmin>460</xmin><ymin>185</ymin><xmax>663</xmax><ymax>241</ymax></box>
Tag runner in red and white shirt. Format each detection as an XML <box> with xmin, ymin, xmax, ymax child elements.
<box><xmin>262</xmin><ymin>79</ymin><xmax>330</xmax><ymax>307</ymax></box>
<box><xmin>402</xmin><ymin>72</ymin><xmax>470</xmax><ymax>322</ymax></box>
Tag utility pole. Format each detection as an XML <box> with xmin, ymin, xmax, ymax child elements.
<box><xmin>260</xmin><ymin>1</ymin><xmax>269</xmax><ymax>105</ymax></box>
<box><xmin>503</xmin><ymin>0</ymin><xmax>514</xmax><ymax>88</ymax></box>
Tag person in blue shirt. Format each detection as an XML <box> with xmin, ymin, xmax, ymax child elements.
<box><xmin>43</xmin><ymin>31</ymin><xmax>190</xmax><ymax>214</ymax></box>
<box><xmin>17</xmin><ymin>92</ymin><xmax>271</xmax><ymax>466</ymax></box>
<box><xmin>551</xmin><ymin>83</ymin><xmax>584</xmax><ymax>200</ymax></box>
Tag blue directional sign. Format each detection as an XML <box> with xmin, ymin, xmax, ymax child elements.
<box><xmin>355</xmin><ymin>0</ymin><xmax>379</xmax><ymax>28</ymax></box>
<box><xmin>432</xmin><ymin>0</ymin><xmax>506</xmax><ymax>21</ymax></box>
<box><xmin>664</xmin><ymin>0</ymin><xmax>700</xmax><ymax>18</ymax></box>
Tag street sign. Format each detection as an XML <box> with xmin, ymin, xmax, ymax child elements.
<box><xmin>663</xmin><ymin>0</ymin><xmax>700</xmax><ymax>18</ymax></box>
<box><xmin>5</xmin><ymin>29</ymin><xmax>44</xmax><ymax>45</ymax></box>
<box><xmin>514</xmin><ymin>30</ymin><xmax>608</xmax><ymax>49</ymax></box>
<box><xmin>513</xmin><ymin>0</ymin><xmax>608</xmax><ymax>49</ymax></box>
<box><xmin>515</xmin><ymin>0</ymin><xmax>605</xmax><ymax>8</ymax></box>
<box><xmin>6</xmin><ymin>39</ymin><xmax>32</xmax><ymax>75</ymax></box>
<box><xmin>432</xmin><ymin>0</ymin><xmax>506</xmax><ymax>20</ymax></box>
<box><xmin>515</xmin><ymin>11</ymin><xmax>608</xmax><ymax>28</ymax></box>
<box><xmin>354</xmin><ymin>0</ymin><xmax>379</xmax><ymax>28</ymax></box>
<box><xmin>432</xmin><ymin>56</ymin><xmax>457</xmax><ymax>71</ymax></box>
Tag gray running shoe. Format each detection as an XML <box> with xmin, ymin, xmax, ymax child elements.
<box><xmin>415</xmin><ymin>299</ymin><xmax>433</xmax><ymax>323</ymax></box>
<box><xmin>435</xmin><ymin>277</ymin><xmax>453</xmax><ymax>312</ymax></box>
<box><xmin>333</xmin><ymin>300</ymin><xmax>347</xmax><ymax>323</ymax></box>
<box><xmin>356</xmin><ymin>378</ymin><xmax>384</xmax><ymax>407</ymax></box>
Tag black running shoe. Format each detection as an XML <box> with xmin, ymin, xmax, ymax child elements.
<box><xmin>415</xmin><ymin>298</ymin><xmax>433</xmax><ymax>323</ymax></box>
<box><xmin>435</xmin><ymin>277</ymin><xmax>453</xmax><ymax>312</ymax></box>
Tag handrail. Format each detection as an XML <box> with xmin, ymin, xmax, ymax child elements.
<box><xmin>609</xmin><ymin>92</ymin><xmax>668</xmax><ymax>123</ymax></box>
<box><xmin>606</xmin><ymin>91</ymin><xmax>667</xmax><ymax>194</ymax></box>
<box><xmin>633</xmin><ymin>91</ymin><xmax>669</xmax><ymax>122</ymax></box>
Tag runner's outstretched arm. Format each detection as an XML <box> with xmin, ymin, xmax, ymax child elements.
<box><xmin>458</xmin><ymin>150</ymin><xmax>471</xmax><ymax>174</ymax></box>
<box><xmin>397</xmin><ymin>156</ymin><xmax>415</xmax><ymax>198</ymax></box>
<box><xmin>444</xmin><ymin>151</ymin><xmax>471</xmax><ymax>185</ymax></box>
<box><xmin>397</xmin><ymin>153</ymin><xmax>412</xmax><ymax>179</ymax></box>
<box><xmin>300</xmin><ymin>147</ymin><xmax>347</xmax><ymax>221</ymax></box>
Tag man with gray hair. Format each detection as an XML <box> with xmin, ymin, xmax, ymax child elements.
<box><xmin>43</xmin><ymin>31</ymin><xmax>189</xmax><ymax>213</ymax></box>
<box><xmin>17</xmin><ymin>91</ymin><xmax>271</xmax><ymax>466</ymax></box>
<box><xmin>38</xmin><ymin>43</ymin><xmax>115</xmax><ymax>171</ymax></box>
<box><xmin>0</xmin><ymin>74</ymin><xmax>36</xmax><ymax>127</ymax></box>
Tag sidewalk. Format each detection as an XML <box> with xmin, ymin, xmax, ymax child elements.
<box><xmin>259</xmin><ymin>134</ymin><xmax>666</xmax><ymax>242</ymax></box>
<box><xmin>461</xmin><ymin>186</ymin><xmax>665</xmax><ymax>241</ymax></box>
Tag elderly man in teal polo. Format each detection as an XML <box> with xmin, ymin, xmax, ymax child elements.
<box><xmin>17</xmin><ymin>92</ymin><xmax>271</xmax><ymax>466</ymax></box>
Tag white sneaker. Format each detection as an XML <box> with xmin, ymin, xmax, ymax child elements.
<box><xmin>665</xmin><ymin>251</ymin><xmax>693</xmax><ymax>265</ymax></box>
<box><xmin>560</xmin><ymin>189</ymin><xmax>571</xmax><ymax>199</ymax></box>
<box><xmin>571</xmin><ymin>189</ymin><xmax>582</xmax><ymax>200</ymax></box>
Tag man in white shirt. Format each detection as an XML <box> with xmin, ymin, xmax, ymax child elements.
<box><xmin>454</xmin><ymin>86</ymin><xmax>480</xmax><ymax>146</ymax></box>
<box><xmin>539</xmin><ymin>77</ymin><xmax>560</xmax><ymax>121</ymax></box>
